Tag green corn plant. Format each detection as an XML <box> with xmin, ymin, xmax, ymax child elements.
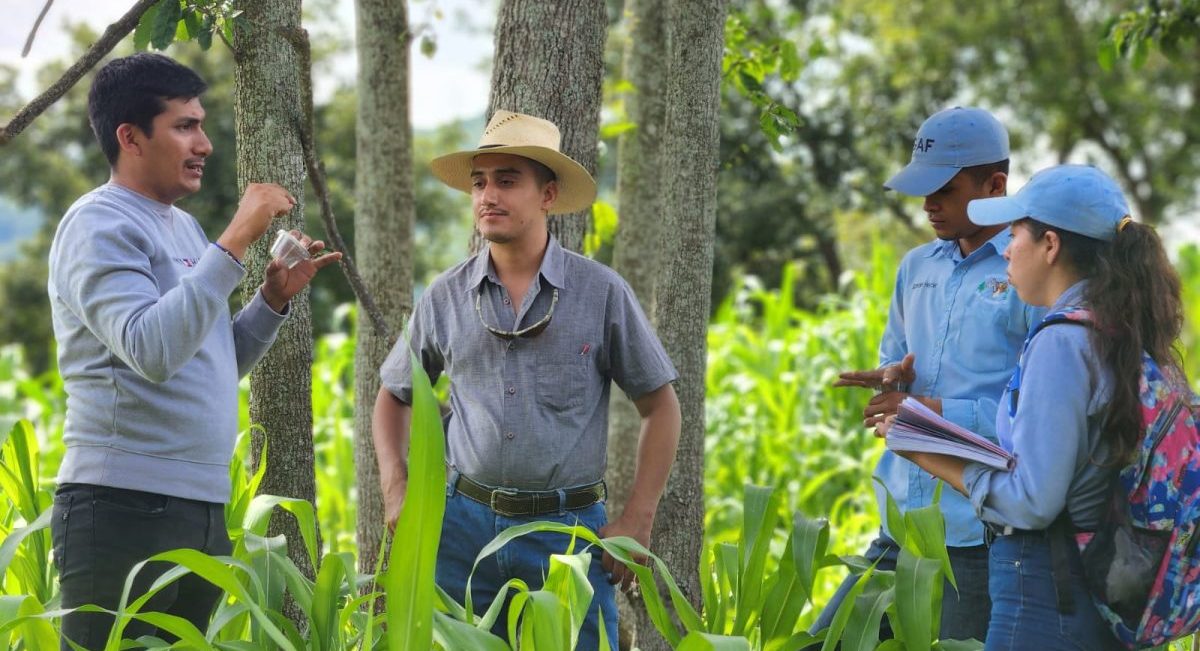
<box><xmin>705</xmin><ymin>253</ymin><xmax>896</xmax><ymax>609</ymax></box>
<box><xmin>0</xmin><ymin>346</ymin><xmax>66</xmax><ymax>472</ymax></box>
<box><xmin>0</xmin><ymin>421</ymin><xmax>55</xmax><ymax>605</ymax></box>
<box><xmin>382</xmin><ymin>350</ymin><xmax>446</xmax><ymax>650</ymax></box>
<box><xmin>1177</xmin><ymin>244</ymin><xmax>1200</xmax><ymax>388</ymax></box>
<box><xmin>697</xmin><ymin>483</ymin><xmax>832</xmax><ymax>650</ymax></box>
<box><xmin>813</xmin><ymin>482</ymin><xmax>983</xmax><ymax>651</ymax></box>
<box><xmin>310</xmin><ymin>307</ymin><xmax>360</xmax><ymax>554</ymax></box>
<box><xmin>0</xmin><ymin>420</ymin><xmax>58</xmax><ymax>650</ymax></box>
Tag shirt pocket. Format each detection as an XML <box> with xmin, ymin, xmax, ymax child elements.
<box><xmin>536</xmin><ymin>351</ymin><xmax>591</xmax><ymax>413</ymax></box>
<box><xmin>958</xmin><ymin>287</ymin><xmax>1014</xmax><ymax>373</ymax></box>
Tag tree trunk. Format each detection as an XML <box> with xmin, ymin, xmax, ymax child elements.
<box><xmin>607</xmin><ymin>0</ymin><xmax>668</xmax><ymax>646</ymax></box>
<box><xmin>641</xmin><ymin>1</ymin><xmax>726</xmax><ymax>649</ymax></box>
<box><xmin>352</xmin><ymin>0</ymin><xmax>415</xmax><ymax>579</ymax></box>
<box><xmin>475</xmin><ymin>0</ymin><xmax>607</xmax><ymax>254</ymax></box>
<box><xmin>233</xmin><ymin>0</ymin><xmax>319</xmax><ymax>622</ymax></box>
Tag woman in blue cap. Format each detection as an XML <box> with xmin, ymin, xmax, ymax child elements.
<box><xmin>891</xmin><ymin>164</ymin><xmax>1188</xmax><ymax>648</ymax></box>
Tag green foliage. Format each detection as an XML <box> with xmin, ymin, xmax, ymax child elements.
<box><xmin>722</xmin><ymin>6</ymin><xmax>808</xmax><ymax>150</ymax></box>
<box><xmin>704</xmin><ymin>246</ymin><xmax>898</xmax><ymax>581</ymax></box>
<box><xmin>584</xmin><ymin>200</ymin><xmax>619</xmax><ymax>257</ymax></box>
<box><xmin>831</xmin><ymin>0</ymin><xmax>1200</xmax><ymax>227</ymax></box>
<box><xmin>1103</xmin><ymin>0</ymin><xmax>1200</xmax><ymax>67</ymax></box>
<box><xmin>0</xmin><ymin>421</ymin><xmax>55</xmax><ymax>607</ymax></box>
<box><xmin>1178</xmin><ymin>244</ymin><xmax>1200</xmax><ymax>385</ymax></box>
<box><xmin>134</xmin><ymin>0</ymin><xmax>239</xmax><ymax>52</ymax></box>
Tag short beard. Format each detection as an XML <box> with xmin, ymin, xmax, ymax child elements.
<box><xmin>481</xmin><ymin>232</ymin><xmax>513</xmax><ymax>244</ymax></box>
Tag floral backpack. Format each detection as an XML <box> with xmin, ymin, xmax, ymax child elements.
<box><xmin>1012</xmin><ymin>307</ymin><xmax>1200</xmax><ymax>649</ymax></box>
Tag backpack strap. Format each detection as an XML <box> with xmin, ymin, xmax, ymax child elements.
<box><xmin>1025</xmin><ymin>307</ymin><xmax>1092</xmax><ymax>346</ymax></box>
<box><xmin>1008</xmin><ymin>307</ymin><xmax>1093</xmax><ymax>414</ymax></box>
<box><xmin>1047</xmin><ymin>513</ymin><xmax>1077</xmax><ymax>614</ymax></box>
<box><xmin>1015</xmin><ymin>307</ymin><xmax>1093</xmax><ymax>615</ymax></box>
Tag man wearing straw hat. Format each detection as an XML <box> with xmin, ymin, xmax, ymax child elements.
<box><xmin>374</xmin><ymin>110</ymin><xmax>681</xmax><ymax>649</ymax></box>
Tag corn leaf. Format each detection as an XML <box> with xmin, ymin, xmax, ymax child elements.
<box><xmin>891</xmin><ymin>548</ymin><xmax>942</xmax><ymax>649</ymax></box>
<box><xmin>383</xmin><ymin>355</ymin><xmax>447</xmax><ymax>651</ymax></box>
<box><xmin>677</xmin><ymin>631</ymin><xmax>753</xmax><ymax>650</ymax></box>
<box><xmin>432</xmin><ymin>610</ymin><xmax>510</xmax><ymax>650</ymax></box>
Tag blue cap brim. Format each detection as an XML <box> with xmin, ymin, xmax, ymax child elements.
<box><xmin>967</xmin><ymin>195</ymin><xmax>1026</xmax><ymax>227</ymax></box>
<box><xmin>883</xmin><ymin>162</ymin><xmax>961</xmax><ymax>197</ymax></box>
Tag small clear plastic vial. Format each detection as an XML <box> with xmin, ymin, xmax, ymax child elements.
<box><xmin>269</xmin><ymin>230</ymin><xmax>310</xmax><ymax>268</ymax></box>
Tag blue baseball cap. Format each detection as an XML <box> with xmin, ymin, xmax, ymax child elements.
<box><xmin>885</xmin><ymin>107</ymin><xmax>1010</xmax><ymax>197</ymax></box>
<box><xmin>967</xmin><ymin>165</ymin><xmax>1130</xmax><ymax>241</ymax></box>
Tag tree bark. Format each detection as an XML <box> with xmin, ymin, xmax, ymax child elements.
<box><xmin>607</xmin><ymin>0</ymin><xmax>668</xmax><ymax>646</ymax></box>
<box><xmin>476</xmin><ymin>0</ymin><xmax>607</xmax><ymax>253</ymax></box>
<box><xmin>641</xmin><ymin>1</ymin><xmax>726</xmax><ymax>649</ymax></box>
<box><xmin>233</xmin><ymin>0</ymin><xmax>319</xmax><ymax>621</ymax></box>
<box><xmin>353</xmin><ymin>0</ymin><xmax>414</xmax><ymax>577</ymax></box>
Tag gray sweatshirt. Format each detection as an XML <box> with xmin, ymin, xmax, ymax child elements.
<box><xmin>47</xmin><ymin>183</ymin><xmax>286</xmax><ymax>503</ymax></box>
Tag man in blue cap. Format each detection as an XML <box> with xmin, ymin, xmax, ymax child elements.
<box><xmin>815</xmin><ymin>107</ymin><xmax>1044</xmax><ymax>641</ymax></box>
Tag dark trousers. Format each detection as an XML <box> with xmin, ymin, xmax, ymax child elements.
<box><xmin>811</xmin><ymin>533</ymin><xmax>992</xmax><ymax>642</ymax></box>
<box><xmin>51</xmin><ymin>483</ymin><xmax>232</xmax><ymax>650</ymax></box>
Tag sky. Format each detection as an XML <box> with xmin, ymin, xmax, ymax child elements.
<box><xmin>1</xmin><ymin>0</ymin><xmax>494</xmax><ymax>130</ymax></box>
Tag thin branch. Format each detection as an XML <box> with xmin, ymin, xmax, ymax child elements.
<box><xmin>21</xmin><ymin>0</ymin><xmax>55</xmax><ymax>57</ymax></box>
<box><xmin>0</xmin><ymin>0</ymin><xmax>159</xmax><ymax>147</ymax></box>
<box><xmin>285</xmin><ymin>26</ymin><xmax>392</xmax><ymax>342</ymax></box>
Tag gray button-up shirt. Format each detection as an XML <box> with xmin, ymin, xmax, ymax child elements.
<box><xmin>381</xmin><ymin>236</ymin><xmax>677</xmax><ymax>490</ymax></box>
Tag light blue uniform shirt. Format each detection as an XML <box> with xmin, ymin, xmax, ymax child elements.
<box><xmin>962</xmin><ymin>281</ymin><xmax>1116</xmax><ymax>531</ymax></box>
<box><xmin>873</xmin><ymin>229</ymin><xmax>1043</xmax><ymax>546</ymax></box>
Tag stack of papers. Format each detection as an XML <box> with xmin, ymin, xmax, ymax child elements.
<box><xmin>885</xmin><ymin>397</ymin><xmax>1015</xmax><ymax>471</ymax></box>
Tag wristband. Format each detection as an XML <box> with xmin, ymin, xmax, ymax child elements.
<box><xmin>213</xmin><ymin>242</ymin><xmax>243</xmax><ymax>268</ymax></box>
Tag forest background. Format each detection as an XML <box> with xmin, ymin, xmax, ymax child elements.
<box><xmin>1</xmin><ymin>0</ymin><xmax>1199</xmax><ymax>649</ymax></box>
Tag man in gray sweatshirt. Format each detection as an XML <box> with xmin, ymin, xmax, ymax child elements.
<box><xmin>46</xmin><ymin>52</ymin><xmax>340</xmax><ymax>648</ymax></box>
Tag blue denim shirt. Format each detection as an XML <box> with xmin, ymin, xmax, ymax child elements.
<box><xmin>962</xmin><ymin>281</ymin><xmax>1116</xmax><ymax>531</ymax></box>
<box><xmin>873</xmin><ymin>229</ymin><xmax>1044</xmax><ymax>546</ymax></box>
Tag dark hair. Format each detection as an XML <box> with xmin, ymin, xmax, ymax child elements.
<box><xmin>962</xmin><ymin>159</ymin><xmax>1010</xmax><ymax>186</ymax></box>
<box><xmin>1019</xmin><ymin>217</ymin><xmax>1186</xmax><ymax>463</ymax></box>
<box><xmin>88</xmin><ymin>52</ymin><xmax>207</xmax><ymax>166</ymax></box>
<box><xmin>525</xmin><ymin>157</ymin><xmax>557</xmax><ymax>187</ymax></box>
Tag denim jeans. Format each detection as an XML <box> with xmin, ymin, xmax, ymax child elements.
<box><xmin>811</xmin><ymin>533</ymin><xmax>991</xmax><ymax>642</ymax></box>
<box><xmin>985</xmin><ymin>532</ymin><xmax>1123</xmax><ymax>650</ymax></box>
<box><xmin>51</xmin><ymin>483</ymin><xmax>231</xmax><ymax>651</ymax></box>
<box><xmin>436</xmin><ymin>483</ymin><xmax>617</xmax><ymax>651</ymax></box>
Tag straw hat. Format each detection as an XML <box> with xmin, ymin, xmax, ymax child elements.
<box><xmin>430</xmin><ymin>110</ymin><xmax>597</xmax><ymax>214</ymax></box>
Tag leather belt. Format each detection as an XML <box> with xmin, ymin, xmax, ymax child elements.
<box><xmin>983</xmin><ymin>522</ymin><xmax>1041</xmax><ymax>546</ymax></box>
<box><xmin>451</xmin><ymin>471</ymin><xmax>606</xmax><ymax>517</ymax></box>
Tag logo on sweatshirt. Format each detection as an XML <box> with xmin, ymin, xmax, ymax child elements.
<box><xmin>176</xmin><ymin>257</ymin><xmax>198</xmax><ymax>268</ymax></box>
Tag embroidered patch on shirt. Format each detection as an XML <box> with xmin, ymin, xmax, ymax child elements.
<box><xmin>911</xmin><ymin>281</ymin><xmax>938</xmax><ymax>289</ymax></box>
<box><xmin>977</xmin><ymin>277</ymin><xmax>1010</xmax><ymax>300</ymax></box>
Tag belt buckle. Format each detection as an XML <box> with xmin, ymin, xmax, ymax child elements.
<box><xmin>489</xmin><ymin>487</ymin><xmax>520</xmax><ymax>516</ymax></box>
<box><xmin>984</xmin><ymin>523</ymin><xmax>1015</xmax><ymax>546</ymax></box>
